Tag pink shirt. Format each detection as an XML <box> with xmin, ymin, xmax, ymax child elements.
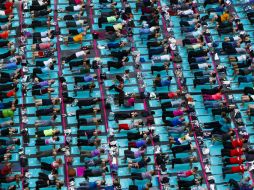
<box><xmin>75</xmin><ymin>0</ymin><xmax>82</xmax><ymax>4</ymax></box>
<box><xmin>212</xmin><ymin>93</ymin><xmax>222</xmax><ymax>100</ymax></box>
<box><xmin>127</xmin><ymin>98</ymin><xmax>135</xmax><ymax>106</ymax></box>
<box><xmin>173</xmin><ymin>109</ymin><xmax>184</xmax><ymax>116</ymax></box>
<box><xmin>39</xmin><ymin>43</ymin><xmax>51</xmax><ymax>50</ymax></box>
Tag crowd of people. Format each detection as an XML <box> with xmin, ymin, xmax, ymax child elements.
<box><xmin>0</xmin><ymin>0</ymin><xmax>254</xmax><ymax>189</ymax></box>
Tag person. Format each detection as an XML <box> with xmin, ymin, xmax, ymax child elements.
<box><xmin>177</xmin><ymin>167</ymin><xmax>198</xmax><ymax>177</ymax></box>
<box><xmin>74</xmin><ymin>74</ymin><xmax>97</xmax><ymax>85</ymax></box>
<box><xmin>77</xmin><ymin>138</ymin><xmax>101</xmax><ymax>147</ymax></box>
<box><xmin>35</xmin><ymin>136</ymin><xmax>60</xmax><ymax>145</ymax></box>
<box><xmin>77</xmin><ymin>129</ymin><xmax>101</xmax><ymax>139</ymax></box>
<box><xmin>118</xmin><ymin>120</ymin><xmax>143</xmax><ymax>132</ymax></box>
<box><xmin>35</xmin><ymin>108</ymin><xmax>60</xmax><ymax>117</ymax></box>
<box><xmin>98</xmin><ymin>15</ymin><xmax>119</xmax><ymax>28</ymax></box>
<box><xmin>35</xmin><ymin>129</ymin><xmax>60</xmax><ymax>137</ymax></box>
<box><xmin>128</xmin><ymin>157</ymin><xmax>151</xmax><ymax>169</ymax></box>
<box><xmin>228</xmin><ymin>177</ymin><xmax>252</xmax><ymax>190</ymax></box>
<box><xmin>128</xmin><ymin>183</ymin><xmax>152</xmax><ymax>190</ymax></box>
<box><xmin>222</xmin><ymin>165</ymin><xmax>246</xmax><ymax>179</ymax></box>
<box><xmin>63</xmin><ymin>50</ymin><xmax>90</xmax><ymax>63</ymax></box>
<box><xmin>127</xmin><ymin>131</ymin><xmax>149</xmax><ymax>141</ymax></box>
<box><xmin>78</xmin><ymin>180</ymin><xmax>106</xmax><ymax>190</ymax></box>
<box><xmin>41</xmin><ymin>158</ymin><xmax>62</xmax><ymax>171</ymax></box>
<box><xmin>223</xmin><ymin>138</ymin><xmax>247</xmax><ymax>149</ymax></box>
<box><xmin>131</xmin><ymin>170</ymin><xmax>155</xmax><ymax>181</ymax></box>
<box><xmin>81</xmin><ymin>148</ymin><xmax>105</xmax><ymax>158</ymax></box>
<box><xmin>221</xmin><ymin>147</ymin><xmax>246</xmax><ymax>157</ymax></box>
<box><xmin>35</xmin><ymin>98</ymin><xmax>61</xmax><ymax>107</ymax></box>
<box><xmin>171</xmin><ymin>143</ymin><xmax>195</xmax><ymax>158</ymax></box>
<box><xmin>83</xmin><ymin>167</ymin><xmax>108</xmax><ymax>180</ymax></box>
<box><xmin>223</xmin><ymin>156</ymin><xmax>245</xmax><ymax>167</ymax></box>
<box><xmin>128</xmin><ymin>138</ymin><xmax>151</xmax><ymax>149</ymax></box>
<box><xmin>171</xmin><ymin>156</ymin><xmax>197</xmax><ymax>169</ymax></box>
<box><xmin>0</xmin><ymin>107</ymin><xmax>16</xmax><ymax>119</ymax></box>
<box><xmin>123</xmin><ymin>148</ymin><xmax>146</xmax><ymax>161</ymax></box>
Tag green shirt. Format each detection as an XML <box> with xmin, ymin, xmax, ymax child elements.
<box><xmin>44</xmin><ymin>129</ymin><xmax>53</xmax><ymax>136</ymax></box>
<box><xmin>107</xmin><ymin>16</ymin><xmax>117</xmax><ymax>23</ymax></box>
<box><xmin>2</xmin><ymin>109</ymin><xmax>14</xmax><ymax>118</ymax></box>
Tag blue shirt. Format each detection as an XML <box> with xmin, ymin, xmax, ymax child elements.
<box><xmin>161</xmin><ymin>80</ymin><xmax>171</xmax><ymax>86</ymax></box>
<box><xmin>5</xmin><ymin>62</ymin><xmax>17</xmax><ymax>69</ymax></box>
<box><xmin>84</xmin><ymin>75</ymin><xmax>94</xmax><ymax>82</ymax></box>
<box><xmin>107</xmin><ymin>42</ymin><xmax>120</xmax><ymax>49</ymax></box>
<box><xmin>171</xmin><ymin>118</ymin><xmax>182</xmax><ymax>126</ymax></box>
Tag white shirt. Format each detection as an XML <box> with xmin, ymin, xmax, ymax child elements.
<box><xmin>237</xmin><ymin>55</ymin><xmax>247</xmax><ymax>62</ymax></box>
<box><xmin>75</xmin><ymin>51</ymin><xmax>85</xmax><ymax>57</ymax></box>
<box><xmin>41</xmin><ymin>37</ymin><xmax>50</xmax><ymax>43</ymax></box>
<box><xmin>40</xmin><ymin>31</ymin><xmax>48</xmax><ymax>37</ymax></box>
<box><xmin>74</xmin><ymin>5</ymin><xmax>82</xmax><ymax>11</ymax></box>
<box><xmin>198</xmin><ymin>63</ymin><xmax>208</xmax><ymax>69</ymax></box>
<box><xmin>160</xmin><ymin>55</ymin><xmax>171</xmax><ymax>61</ymax></box>
<box><xmin>44</xmin><ymin>58</ymin><xmax>53</xmax><ymax>67</ymax></box>
<box><xmin>150</xmin><ymin>26</ymin><xmax>157</xmax><ymax>33</ymax></box>
<box><xmin>182</xmin><ymin>9</ymin><xmax>194</xmax><ymax>15</ymax></box>
<box><xmin>76</xmin><ymin>20</ymin><xmax>83</xmax><ymax>25</ymax></box>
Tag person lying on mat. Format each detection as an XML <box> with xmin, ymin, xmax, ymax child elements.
<box><xmin>83</xmin><ymin>167</ymin><xmax>108</xmax><ymax>180</ymax></box>
<box><xmin>128</xmin><ymin>182</ymin><xmax>152</xmax><ymax>190</ymax></box>
<box><xmin>62</xmin><ymin>50</ymin><xmax>90</xmax><ymax>64</ymax></box>
<box><xmin>30</xmin><ymin>8</ymin><xmax>52</xmax><ymax>18</ymax></box>
<box><xmin>73</xmin><ymin>74</ymin><xmax>97</xmax><ymax>85</ymax></box>
<box><xmin>131</xmin><ymin>170</ymin><xmax>155</xmax><ymax>181</ymax></box>
<box><xmin>34</xmin><ymin>98</ymin><xmax>60</xmax><ymax>107</ymax></box>
<box><xmin>106</xmin><ymin>56</ymin><xmax>129</xmax><ymax>71</ymax></box>
<box><xmin>128</xmin><ymin>138</ymin><xmax>151</xmax><ymax>149</ymax></box>
<box><xmin>0</xmin><ymin>40</ymin><xmax>14</xmax><ymax>48</ymax></box>
<box><xmin>201</xmin><ymin>85</ymin><xmax>223</xmax><ymax>95</ymax></box>
<box><xmin>105</xmin><ymin>22</ymin><xmax>126</xmax><ymax>33</ymax></box>
<box><xmin>0</xmin><ymin>107</ymin><xmax>16</xmax><ymax>119</ymax></box>
<box><xmin>0</xmin><ymin>138</ymin><xmax>20</xmax><ymax>146</ymax></box>
<box><xmin>77</xmin><ymin>117</ymin><xmax>102</xmax><ymax>128</ymax></box>
<box><xmin>171</xmin><ymin>143</ymin><xmax>196</xmax><ymax>158</ymax></box>
<box><xmin>77</xmin><ymin>138</ymin><xmax>101</xmax><ymax>147</ymax></box>
<box><xmin>177</xmin><ymin>167</ymin><xmax>198</xmax><ymax>177</ymax></box>
<box><xmin>177</xmin><ymin>177</ymin><xmax>203</xmax><ymax>189</ymax></box>
<box><xmin>58</xmin><ymin>4</ymin><xmax>86</xmax><ymax>12</ymax></box>
<box><xmin>35</xmin><ymin>115</ymin><xmax>57</xmax><ymax>127</ymax></box>
<box><xmin>221</xmin><ymin>147</ymin><xmax>247</xmax><ymax>157</ymax></box>
<box><xmin>35</xmin><ymin>108</ymin><xmax>60</xmax><ymax>117</ymax></box>
<box><xmin>107</xmin><ymin>82</ymin><xmax>124</xmax><ymax>93</ymax></box>
<box><xmin>32</xmin><ymin>48</ymin><xmax>56</xmax><ymax>59</ymax></box>
<box><xmin>118</xmin><ymin>120</ymin><xmax>143</xmax><ymax>132</ymax></box>
<box><xmin>171</xmin><ymin>156</ymin><xmax>197</xmax><ymax>169</ymax></box>
<box><xmin>75</xmin><ymin>107</ymin><xmax>101</xmax><ymax>119</ymax></box>
<box><xmin>31</xmin><ymin>42</ymin><xmax>54</xmax><ymax>51</ymax></box>
<box><xmin>153</xmin><ymin>75</ymin><xmax>173</xmax><ymax>88</ymax></box>
<box><xmin>222</xmin><ymin>165</ymin><xmax>246</xmax><ymax>179</ymax></box>
<box><xmin>126</xmin><ymin>130</ymin><xmax>150</xmax><ymax>141</ymax></box>
<box><xmin>204</xmin><ymin>100</ymin><xmax>226</xmax><ymax>109</ymax></box>
<box><xmin>41</xmin><ymin>158</ymin><xmax>62</xmax><ymax>171</ymax></box>
<box><xmin>83</xmin><ymin>158</ymin><xmax>108</xmax><ymax>167</ymax></box>
<box><xmin>35</xmin><ymin>129</ymin><xmax>60</xmax><ymax>137</ymax></box>
<box><xmin>35</xmin><ymin>136</ymin><xmax>60</xmax><ymax>146</ymax></box>
<box><xmin>74</xmin><ymin>82</ymin><xmax>96</xmax><ymax>96</ymax></box>
<box><xmin>68</xmin><ymin>59</ymin><xmax>90</xmax><ymax>71</ymax></box>
<box><xmin>223</xmin><ymin>156</ymin><xmax>245</xmax><ymax>167</ymax></box>
<box><xmin>34</xmin><ymin>148</ymin><xmax>61</xmax><ymax>159</ymax></box>
<box><xmin>151</xmin><ymin>62</ymin><xmax>169</xmax><ymax>75</ymax></box>
<box><xmin>123</xmin><ymin>148</ymin><xmax>146</xmax><ymax>162</ymax></box>
<box><xmin>81</xmin><ymin>148</ymin><xmax>105</xmax><ymax>158</ymax></box>
<box><xmin>0</xmin><ymin>162</ymin><xmax>12</xmax><ymax>176</ymax></box>
<box><xmin>77</xmin><ymin>129</ymin><xmax>102</xmax><ymax>139</ymax></box>
<box><xmin>98</xmin><ymin>15</ymin><xmax>120</xmax><ymax>28</ymax></box>
<box><xmin>112</xmin><ymin>111</ymin><xmax>138</xmax><ymax>122</ymax></box>
<box><xmin>162</xmin><ymin>107</ymin><xmax>192</xmax><ymax>119</ymax></box>
<box><xmin>0</xmin><ymin>120</ymin><xmax>14</xmax><ymax>128</ymax></box>
<box><xmin>228</xmin><ymin>177</ymin><xmax>252</xmax><ymax>190</ymax></box>
<box><xmin>128</xmin><ymin>157</ymin><xmax>151</xmax><ymax>169</ymax></box>
<box><xmin>211</xmin><ymin>105</ymin><xmax>235</xmax><ymax>116</ymax></box>
<box><xmin>78</xmin><ymin>180</ymin><xmax>106</xmax><ymax>190</ymax></box>
<box><xmin>193</xmin><ymin>76</ymin><xmax>216</xmax><ymax>88</ymax></box>
<box><xmin>168</xmin><ymin>133</ymin><xmax>192</xmax><ymax>148</ymax></box>
<box><xmin>202</xmin><ymin>92</ymin><xmax>223</xmax><ymax>101</ymax></box>
<box><xmin>189</xmin><ymin>62</ymin><xmax>212</xmax><ymax>70</ymax></box>
<box><xmin>156</xmin><ymin>90</ymin><xmax>182</xmax><ymax>100</ymax></box>
<box><xmin>35</xmin><ymin>179</ymin><xmax>64</xmax><ymax>189</ymax></box>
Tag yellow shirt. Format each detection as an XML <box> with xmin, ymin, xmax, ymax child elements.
<box><xmin>220</xmin><ymin>13</ymin><xmax>229</xmax><ymax>22</ymax></box>
<box><xmin>73</xmin><ymin>34</ymin><xmax>83</xmax><ymax>42</ymax></box>
<box><xmin>113</xmin><ymin>23</ymin><xmax>123</xmax><ymax>31</ymax></box>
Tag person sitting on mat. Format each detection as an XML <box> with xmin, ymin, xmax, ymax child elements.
<box><xmin>35</xmin><ymin>129</ymin><xmax>60</xmax><ymax>137</ymax></box>
<box><xmin>35</xmin><ymin>136</ymin><xmax>60</xmax><ymax>146</ymax></box>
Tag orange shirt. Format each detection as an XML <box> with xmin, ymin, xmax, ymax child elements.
<box><xmin>73</xmin><ymin>34</ymin><xmax>83</xmax><ymax>42</ymax></box>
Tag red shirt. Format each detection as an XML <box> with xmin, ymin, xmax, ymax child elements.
<box><xmin>6</xmin><ymin>90</ymin><xmax>15</xmax><ymax>97</ymax></box>
<box><xmin>231</xmin><ymin>165</ymin><xmax>245</xmax><ymax>173</ymax></box>
<box><xmin>230</xmin><ymin>148</ymin><xmax>243</xmax><ymax>156</ymax></box>
<box><xmin>229</xmin><ymin>157</ymin><xmax>243</xmax><ymax>164</ymax></box>
<box><xmin>0</xmin><ymin>165</ymin><xmax>11</xmax><ymax>175</ymax></box>
<box><xmin>231</xmin><ymin>139</ymin><xmax>243</xmax><ymax>148</ymax></box>
<box><xmin>168</xmin><ymin>92</ymin><xmax>177</xmax><ymax>99</ymax></box>
<box><xmin>4</xmin><ymin>2</ymin><xmax>13</xmax><ymax>15</ymax></box>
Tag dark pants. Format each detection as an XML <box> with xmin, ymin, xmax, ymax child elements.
<box><xmin>244</xmin><ymin>87</ymin><xmax>254</xmax><ymax>95</ymax></box>
<box><xmin>131</xmin><ymin>173</ymin><xmax>143</xmax><ymax>180</ymax></box>
<box><xmin>65</xmin><ymin>53</ymin><xmax>78</xmax><ymax>63</ymax></box>
<box><xmin>148</xmin><ymin>47</ymin><xmax>164</xmax><ymax>59</ymax></box>
<box><xmin>98</xmin><ymin>17</ymin><xmax>107</xmax><ymax>28</ymax></box>
<box><xmin>35</xmin><ymin>139</ymin><xmax>46</xmax><ymax>145</ymax></box>
<box><xmin>41</xmin><ymin>162</ymin><xmax>53</xmax><ymax>171</ymax></box>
